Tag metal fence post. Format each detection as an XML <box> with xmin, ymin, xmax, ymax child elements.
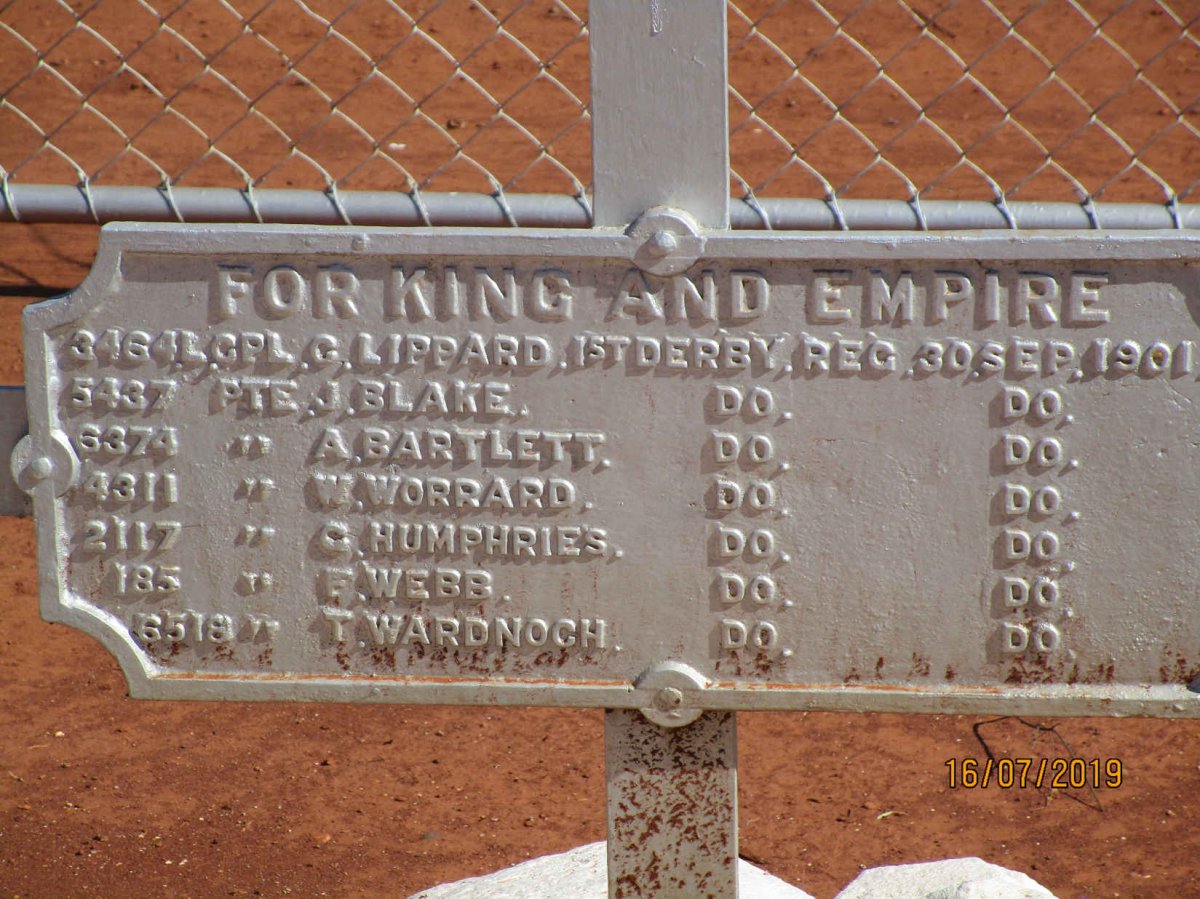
<box><xmin>0</xmin><ymin>387</ymin><xmax>31</xmax><ymax>516</ymax></box>
<box><xmin>590</xmin><ymin>0</ymin><xmax>729</xmax><ymax>230</ymax></box>
<box><xmin>589</xmin><ymin>3</ymin><xmax>735</xmax><ymax>896</ymax></box>
<box><xmin>605</xmin><ymin>709</ymin><xmax>738</xmax><ymax>898</ymax></box>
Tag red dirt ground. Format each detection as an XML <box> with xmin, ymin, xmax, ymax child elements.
<box><xmin>0</xmin><ymin>483</ymin><xmax>1198</xmax><ymax>898</ymax></box>
<box><xmin>4</xmin><ymin>3</ymin><xmax>1200</xmax><ymax>897</ymax></box>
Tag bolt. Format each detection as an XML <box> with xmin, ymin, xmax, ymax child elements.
<box><xmin>654</xmin><ymin>686</ymin><xmax>684</xmax><ymax>711</ymax></box>
<box><xmin>28</xmin><ymin>456</ymin><xmax>54</xmax><ymax>480</ymax></box>
<box><xmin>646</xmin><ymin>230</ymin><xmax>678</xmax><ymax>257</ymax></box>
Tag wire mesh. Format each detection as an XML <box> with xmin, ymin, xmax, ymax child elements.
<box><xmin>728</xmin><ymin>0</ymin><xmax>1200</xmax><ymax>226</ymax></box>
<box><xmin>0</xmin><ymin>0</ymin><xmax>591</xmax><ymax>222</ymax></box>
<box><xmin>4</xmin><ymin>2</ymin><xmax>1200</xmax><ymax>229</ymax></box>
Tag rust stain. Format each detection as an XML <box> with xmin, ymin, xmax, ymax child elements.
<box><xmin>1005</xmin><ymin>654</ymin><xmax>1068</xmax><ymax>685</ymax></box>
<box><xmin>156</xmin><ymin>671</ymin><xmax>632</xmax><ymax>686</ymax></box>
<box><xmin>369</xmin><ymin>646</ymin><xmax>397</xmax><ymax>669</ymax></box>
<box><xmin>708</xmin><ymin>680</ymin><xmax>1006</xmax><ymax>695</ymax></box>
<box><xmin>719</xmin><ymin>651</ymin><xmax>745</xmax><ymax>677</ymax></box>
<box><xmin>1158</xmin><ymin>648</ymin><xmax>1199</xmax><ymax>685</ymax></box>
<box><xmin>1064</xmin><ymin>661</ymin><xmax>1116</xmax><ymax>685</ymax></box>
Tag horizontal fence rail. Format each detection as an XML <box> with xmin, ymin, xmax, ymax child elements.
<box><xmin>2</xmin><ymin>1</ymin><xmax>1200</xmax><ymax>230</ymax></box>
<box><xmin>7</xmin><ymin>181</ymin><xmax>1200</xmax><ymax>230</ymax></box>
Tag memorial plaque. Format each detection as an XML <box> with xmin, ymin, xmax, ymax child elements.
<box><xmin>14</xmin><ymin>223</ymin><xmax>1200</xmax><ymax>715</ymax></box>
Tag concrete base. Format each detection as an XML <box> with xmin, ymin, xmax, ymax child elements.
<box><xmin>412</xmin><ymin>846</ymin><xmax>1062</xmax><ymax>899</ymax></box>
<box><xmin>834</xmin><ymin>857</ymin><xmax>1058</xmax><ymax>898</ymax></box>
<box><xmin>409</xmin><ymin>841</ymin><xmax>814</xmax><ymax>898</ymax></box>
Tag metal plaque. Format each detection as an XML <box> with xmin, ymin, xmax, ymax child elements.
<box><xmin>15</xmin><ymin>222</ymin><xmax>1200</xmax><ymax>716</ymax></box>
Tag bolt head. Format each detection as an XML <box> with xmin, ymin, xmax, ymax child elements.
<box><xmin>646</xmin><ymin>230</ymin><xmax>679</xmax><ymax>257</ymax></box>
<box><xmin>654</xmin><ymin>686</ymin><xmax>684</xmax><ymax>710</ymax></box>
<box><xmin>28</xmin><ymin>456</ymin><xmax>54</xmax><ymax>480</ymax></box>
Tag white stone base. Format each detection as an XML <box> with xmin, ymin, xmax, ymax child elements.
<box><xmin>834</xmin><ymin>857</ymin><xmax>1058</xmax><ymax>899</ymax></box>
<box><xmin>409</xmin><ymin>841</ymin><xmax>815</xmax><ymax>898</ymax></box>
<box><xmin>412</xmin><ymin>846</ymin><xmax>1062</xmax><ymax>899</ymax></box>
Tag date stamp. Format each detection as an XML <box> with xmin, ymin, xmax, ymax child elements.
<box><xmin>945</xmin><ymin>757</ymin><xmax>1123</xmax><ymax>790</ymax></box>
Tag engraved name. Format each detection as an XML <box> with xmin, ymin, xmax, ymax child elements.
<box><xmin>322</xmin><ymin>563</ymin><xmax>493</xmax><ymax>602</ymax></box>
<box><xmin>320</xmin><ymin>608</ymin><xmax>608</xmax><ymax>651</ymax></box>
<box><xmin>317</xmin><ymin>521</ymin><xmax>609</xmax><ymax>559</ymax></box>
<box><xmin>310</xmin><ymin>427</ymin><xmax>606</xmax><ymax>466</ymax></box>
<box><xmin>308</xmin><ymin>473</ymin><xmax>577</xmax><ymax>511</ymax></box>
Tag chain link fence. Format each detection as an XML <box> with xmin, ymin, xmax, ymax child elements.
<box><xmin>728</xmin><ymin>0</ymin><xmax>1200</xmax><ymax>228</ymax></box>
<box><xmin>2</xmin><ymin>0</ymin><xmax>1199</xmax><ymax>228</ymax></box>
<box><xmin>0</xmin><ymin>0</ymin><xmax>591</xmax><ymax>224</ymax></box>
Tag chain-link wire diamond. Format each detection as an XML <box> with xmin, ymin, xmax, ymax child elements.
<box><xmin>0</xmin><ymin>0</ymin><xmax>591</xmax><ymax>210</ymax></box>
<box><xmin>729</xmin><ymin>0</ymin><xmax>1200</xmax><ymax>217</ymax></box>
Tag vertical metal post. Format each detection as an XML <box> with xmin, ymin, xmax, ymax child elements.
<box><xmin>589</xmin><ymin>0</ymin><xmax>730</xmax><ymax>229</ymax></box>
<box><xmin>0</xmin><ymin>387</ymin><xmax>31</xmax><ymax>516</ymax></box>
<box><xmin>590</xmin><ymin>4</ymin><xmax>735</xmax><ymax>896</ymax></box>
<box><xmin>606</xmin><ymin>710</ymin><xmax>739</xmax><ymax>898</ymax></box>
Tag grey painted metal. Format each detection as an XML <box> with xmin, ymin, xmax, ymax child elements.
<box><xmin>9</xmin><ymin>184</ymin><xmax>1200</xmax><ymax>233</ymax></box>
<box><xmin>0</xmin><ymin>185</ymin><xmax>592</xmax><ymax>229</ymax></box>
<box><xmin>606</xmin><ymin>709</ymin><xmax>738</xmax><ymax>898</ymax></box>
<box><xmin>589</xmin><ymin>7</ymin><xmax>738</xmax><ymax>894</ymax></box>
<box><xmin>732</xmin><ymin>199</ymin><xmax>1200</xmax><ymax>232</ymax></box>
<box><xmin>14</xmin><ymin>221</ymin><xmax>1200</xmax><ymax>718</ymax></box>
<box><xmin>0</xmin><ymin>388</ymin><xmax>31</xmax><ymax>517</ymax></box>
<box><xmin>635</xmin><ymin>661</ymin><xmax>709</xmax><ymax>728</ymax></box>
<box><xmin>590</xmin><ymin>0</ymin><xmax>729</xmax><ymax>229</ymax></box>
